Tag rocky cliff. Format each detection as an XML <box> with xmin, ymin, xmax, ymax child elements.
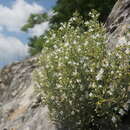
<box><xmin>0</xmin><ymin>57</ymin><xmax>56</xmax><ymax>130</ymax></box>
<box><xmin>0</xmin><ymin>0</ymin><xmax>130</xmax><ymax>129</ymax></box>
<box><xmin>106</xmin><ymin>0</ymin><xmax>130</xmax><ymax>47</ymax></box>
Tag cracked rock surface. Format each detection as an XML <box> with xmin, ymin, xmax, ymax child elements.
<box><xmin>106</xmin><ymin>0</ymin><xmax>130</xmax><ymax>48</ymax></box>
<box><xmin>0</xmin><ymin>57</ymin><xmax>57</xmax><ymax>130</ymax></box>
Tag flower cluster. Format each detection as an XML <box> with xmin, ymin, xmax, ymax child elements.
<box><xmin>35</xmin><ymin>10</ymin><xmax>130</xmax><ymax>130</ymax></box>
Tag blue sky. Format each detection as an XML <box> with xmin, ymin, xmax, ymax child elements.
<box><xmin>0</xmin><ymin>0</ymin><xmax>56</xmax><ymax>68</ymax></box>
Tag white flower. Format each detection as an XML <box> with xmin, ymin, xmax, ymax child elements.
<box><xmin>83</xmin><ymin>63</ymin><xmax>87</xmax><ymax>68</ymax></box>
<box><xmin>91</xmin><ymin>83</ymin><xmax>96</xmax><ymax>88</ymax></box>
<box><xmin>111</xmin><ymin>71</ymin><xmax>114</xmax><ymax>74</ymax></box>
<box><xmin>60</xmin><ymin>111</ymin><xmax>63</xmax><ymax>115</ymax></box>
<box><xmin>84</xmin><ymin>41</ymin><xmax>88</xmax><ymax>46</ymax></box>
<box><xmin>65</xmin><ymin>56</ymin><xmax>69</xmax><ymax>60</ymax></box>
<box><xmin>107</xmin><ymin>90</ymin><xmax>113</xmax><ymax>95</ymax></box>
<box><xmin>111</xmin><ymin>116</ymin><xmax>117</xmax><ymax>123</ymax></box>
<box><xmin>77</xmin><ymin>35</ymin><xmax>80</xmax><ymax>38</ymax></box>
<box><xmin>64</xmin><ymin>42</ymin><xmax>69</xmax><ymax>47</ymax></box>
<box><xmin>90</xmin><ymin>68</ymin><xmax>93</xmax><ymax>72</ymax></box>
<box><xmin>52</xmin><ymin>34</ymin><xmax>56</xmax><ymax>38</ymax></box>
<box><xmin>51</xmin><ymin>96</ymin><xmax>55</xmax><ymax>100</ymax></box>
<box><xmin>57</xmin><ymin>84</ymin><xmax>62</xmax><ymax>88</ymax></box>
<box><xmin>69</xmin><ymin>17</ymin><xmax>76</xmax><ymax>22</ymax></box>
<box><xmin>46</xmin><ymin>40</ymin><xmax>49</xmax><ymax>43</ymax></box>
<box><xmin>45</xmin><ymin>65</ymin><xmax>49</xmax><ymax>69</ymax></box>
<box><xmin>95</xmin><ymin>34</ymin><xmax>100</xmax><ymax>38</ymax></box>
<box><xmin>108</xmin><ymin>51</ymin><xmax>112</xmax><ymax>56</ymax></box>
<box><xmin>71</xmin><ymin>111</ymin><xmax>75</xmax><ymax>115</ymax></box>
<box><xmin>85</xmin><ymin>69</ymin><xmax>89</xmax><ymax>73</ymax></box>
<box><xmin>89</xmin><ymin>93</ymin><xmax>93</xmax><ymax>97</ymax></box>
<box><xmin>96</xmin><ymin>42</ymin><xmax>101</xmax><ymax>46</ymax></box>
<box><xmin>85</xmin><ymin>21</ymin><xmax>89</xmax><ymax>25</ymax></box>
<box><xmin>69</xmin><ymin>100</ymin><xmax>72</xmax><ymax>105</ymax></box>
<box><xmin>99</xmin><ymin>85</ymin><xmax>102</xmax><ymax>88</ymax></box>
<box><xmin>114</xmin><ymin>107</ymin><xmax>118</xmax><ymax>111</ymax></box>
<box><xmin>125</xmin><ymin>48</ymin><xmax>129</xmax><ymax>54</ymax></box>
<box><xmin>77</xmin><ymin>47</ymin><xmax>81</xmax><ymax>52</ymax></box>
<box><xmin>73</xmin><ymin>40</ymin><xmax>77</xmax><ymax>45</ymax></box>
<box><xmin>54</xmin><ymin>45</ymin><xmax>58</xmax><ymax>49</ymax></box>
<box><xmin>72</xmin><ymin>70</ymin><xmax>78</xmax><ymax>76</ymax></box>
<box><xmin>55</xmin><ymin>55</ymin><xmax>58</xmax><ymax>59</ymax></box>
<box><xmin>77</xmin><ymin>79</ymin><xmax>81</xmax><ymax>83</ymax></box>
<box><xmin>96</xmin><ymin>68</ymin><xmax>104</xmax><ymax>80</ymax></box>
<box><xmin>59</xmin><ymin>26</ymin><xmax>63</xmax><ymax>30</ymax></box>
<box><xmin>89</xmin><ymin>12</ymin><xmax>92</xmax><ymax>15</ymax></box>
<box><xmin>91</xmin><ymin>14</ymin><xmax>95</xmax><ymax>18</ymax></box>
<box><xmin>119</xmin><ymin>109</ymin><xmax>125</xmax><ymax>116</ymax></box>
<box><xmin>68</xmin><ymin>61</ymin><xmax>72</xmax><ymax>65</ymax></box>
<box><xmin>88</xmin><ymin>28</ymin><xmax>94</xmax><ymax>32</ymax></box>
<box><xmin>116</xmin><ymin>53</ymin><xmax>122</xmax><ymax>58</ymax></box>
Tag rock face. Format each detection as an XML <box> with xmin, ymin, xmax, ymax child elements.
<box><xmin>106</xmin><ymin>0</ymin><xmax>130</xmax><ymax>47</ymax></box>
<box><xmin>106</xmin><ymin>0</ymin><xmax>130</xmax><ymax>33</ymax></box>
<box><xmin>0</xmin><ymin>57</ymin><xmax>57</xmax><ymax>130</ymax></box>
<box><xmin>0</xmin><ymin>0</ymin><xmax>130</xmax><ymax>130</ymax></box>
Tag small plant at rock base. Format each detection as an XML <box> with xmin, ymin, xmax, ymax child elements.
<box><xmin>35</xmin><ymin>10</ymin><xmax>130</xmax><ymax>130</ymax></box>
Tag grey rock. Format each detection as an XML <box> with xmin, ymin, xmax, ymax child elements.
<box><xmin>106</xmin><ymin>0</ymin><xmax>130</xmax><ymax>48</ymax></box>
<box><xmin>0</xmin><ymin>57</ymin><xmax>57</xmax><ymax>130</ymax></box>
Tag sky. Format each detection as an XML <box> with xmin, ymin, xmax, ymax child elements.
<box><xmin>0</xmin><ymin>0</ymin><xmax>56</xmax><ymax>68</ymax></box>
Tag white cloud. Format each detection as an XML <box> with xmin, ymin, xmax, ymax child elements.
<box><xmin>28</xmin><ymin>21</ymin><xmax>49</xmax><ymax>37</ymax></box>
<box><xmin>28</xmin><ymin>10</ymin><xmax>56</xmax><ymax>37</ymax></box>
<box><xmin>0</xmin><ymin>26</ymin><xmax>3</xmax><ymax>32</ymax></box>
<box><xmin>0</xmin><ymin>34</ymin><xmax>29</xmax><ymax>67</ymax></box>
<box><xmin>0</xmin><ymin>0</ymin><xmax>44</xmax><ymax>32</ymax></box>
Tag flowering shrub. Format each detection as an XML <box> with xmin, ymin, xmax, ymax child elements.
<box><xmin>35</xmin><ymin>10</ymin><xmax>130</xmax><ymax>130</ymax></box>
